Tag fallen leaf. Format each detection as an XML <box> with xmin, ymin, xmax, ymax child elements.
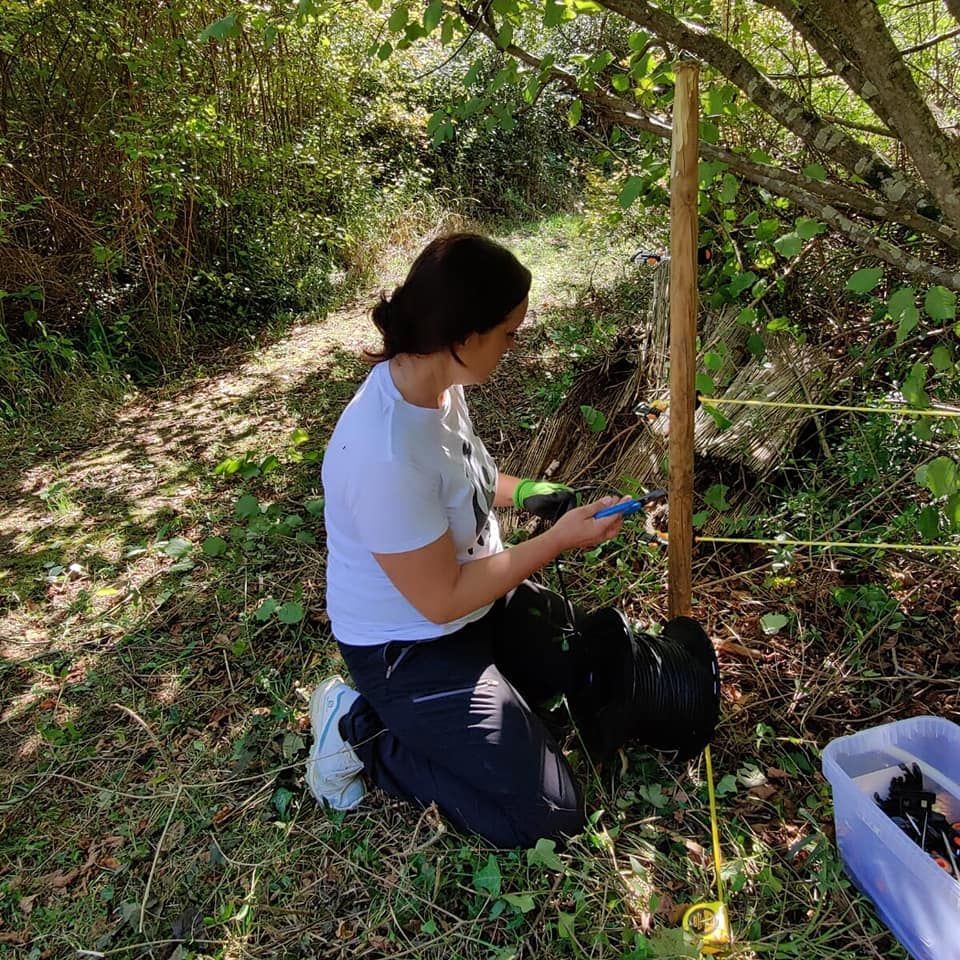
<box><xmin>19</xmin><ymin>895</ymin><xmax>38</xmax><ymax>915</ymax></box>
<box><xmin>684</xmin><ymin>839</ymin><xmax>711</xmax><ymax>869</ymax></box>
<box><xmin>766</xmin><ymin>767</ymin><xmax>790</xmax><ymax>780</ymax></box>
<box><xmin>0</xmin><ymin>931</ymin><xmax>28</xmax><ymax>944</ymax></box>
<box><xmin>749</xmin><ymin>783</ymin><xmax>778</xmax><ymax>801</ymax></box>
<box><xmin>211</xmin><ymin>805</ymin><xmax>234</xmax><ymax>826</ymax></box>
<box><xmin>47</xmin><ymin>868</ymin><xmax>80</xmax><ymax>889</ymax></box>
<box><xmin>97</xmin><ymin>856</ymin><xmax>121</xmax><ymax>871</ymax></box>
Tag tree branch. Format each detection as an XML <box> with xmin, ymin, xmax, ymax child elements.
<box><xmin>900</xmin><ymin>25</ymin><xmax>960</xmax><ymax>55</ymax></box>
<box><xmin>816</xmin><ymin>0</ymin><xmax>960</xmax><ymax>229</ymax></box>
<box><xmin>598</xmin><ymin>0</ymin><xmax>937</xmax><ymax>219</ymax></box>
<box><xmin>457</xmin><ymin>7</ymin><xmax>960</xmax><ymax>280</ymax></box>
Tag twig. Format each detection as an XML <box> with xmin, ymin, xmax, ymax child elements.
<box><xmin>140</xmin><ymin>784</ymin><xmax>183</xmax><ymax>934</ymax></box>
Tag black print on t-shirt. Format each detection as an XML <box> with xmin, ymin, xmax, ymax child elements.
<box><xmin>462</xmin><ymin>440</ymin><xmax>494</xmax><ymax>555</ymax></box>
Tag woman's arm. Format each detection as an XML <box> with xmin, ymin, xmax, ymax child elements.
<box><xmin>374</xmin><ymin>497</ymin><xmax>626</xmax><ymax>624</ymax></box>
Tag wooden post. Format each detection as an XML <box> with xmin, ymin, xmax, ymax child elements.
<box><xmin>668</xmin><ymin>62</ymin><xmax>700</xmax><ymax>619</ymax></box>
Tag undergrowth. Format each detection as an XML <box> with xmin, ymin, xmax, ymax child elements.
<box><xmin>1</xmin><ymin>214</ymin><xmax>958</xmax><ymax>960</ymax></box>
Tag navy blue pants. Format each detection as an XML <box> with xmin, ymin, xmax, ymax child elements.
<box><xmin>337</xmin><ymin>581</ymin><xmax>590</xmax><ymax>849</ymax></box>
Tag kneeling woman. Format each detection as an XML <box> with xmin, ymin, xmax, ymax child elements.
<box><xmin>308</xmin><ymin>233</ymin><xmax>627</xmax><ymax>849</ymax></box>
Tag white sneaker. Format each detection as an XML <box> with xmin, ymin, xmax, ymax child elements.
<box><xmin>305</xmin><ymin>676</ymin><xmax>365</xmax><ymax>810</ymax></box>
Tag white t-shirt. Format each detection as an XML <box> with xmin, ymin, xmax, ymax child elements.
<box><xmin>322</xmin><ymin>361</ymin><xmax>504</xmax><ymax>646</ymax></box>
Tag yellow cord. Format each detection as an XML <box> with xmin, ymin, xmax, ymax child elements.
<box><xmin>698</xmin><ymin>396</ymin><xmax>960</xmax><ymax>419</ymax></box>
<box><xmin>704</xmin><ymin>746</ymin><xmax>725</xmax><ymax>905</ymax></box>
<box><xmin>697</xmin><ymin>535</ymin><xmax>960</xmax><ymax>554</ymax></box>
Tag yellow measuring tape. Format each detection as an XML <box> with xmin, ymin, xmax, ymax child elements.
<box><xmin>697</xmin><ymin>535</ymin><xmax>960</xmax><ymax>554</ymax></box>
<box><xmin>699</xmin><ymin>396</ymin><xmax>960</xmax><ymax>419</ymax></box>
<box><xmin>682</xmin><ymin>745</ymin><xmax>731</xmax><ymax>953</ymax></box>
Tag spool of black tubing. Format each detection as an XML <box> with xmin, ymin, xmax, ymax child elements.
<box><xmin>567</xmin><ymin>610</ymin><xmax>720</xmax><ymax>762</ymax></box>
<box><xmin>630</xmin><ymin>615</ymin><xmax>720</xmax><ymax>761</ymax></box>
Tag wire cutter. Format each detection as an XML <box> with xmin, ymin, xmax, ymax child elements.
<box><xmin>593</xmin><ymin>488</ymin><xmax>667</xmax><ymax>519</ymax></box>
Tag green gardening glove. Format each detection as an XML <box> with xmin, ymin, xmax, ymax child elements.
<box><xmin>513</xmin><ymin>479</ymin><xmax>580</xmax><ymax>522</ymax></box>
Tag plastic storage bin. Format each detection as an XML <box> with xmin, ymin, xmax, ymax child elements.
<box><xmin>822</xmin><ymin>716</ymin><xmax>960</xmax><ymax>960</ymax></box>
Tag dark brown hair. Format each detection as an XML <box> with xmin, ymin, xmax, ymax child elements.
<box><xmin>368</xmin><ymin>233</ymin><xmax>532</xmax><ymax>362</ymax></box>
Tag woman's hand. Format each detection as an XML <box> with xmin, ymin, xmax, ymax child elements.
<box><xmin>549</xmin><ymin>496</ymin><xmax>630</xmax><ymax>552</ymax></box>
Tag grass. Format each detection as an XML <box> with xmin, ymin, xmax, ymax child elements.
<box><xmin>1</xmin><ymin>212</ymin><xmax>958</xmax><ymax>960</ymax></box>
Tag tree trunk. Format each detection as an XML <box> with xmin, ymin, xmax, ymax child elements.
<box><xmin>817</xmin><ymin>0</ymin><xmax>960</xmax><ymax>231</ymax></box>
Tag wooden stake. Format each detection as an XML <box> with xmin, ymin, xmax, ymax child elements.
<box><xmin>668</xmin><ymin>62</ymin><xmax>700</xmax><ymax>619</ymax></box>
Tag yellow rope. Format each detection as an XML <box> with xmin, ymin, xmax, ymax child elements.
<box><xmin>697</xmin><ymin>535</ymin><xmax>960</xmax><ymax>553</ymax></box>
<box><xmin>698</xmin><ymin>396</ymin><xmax>960</xmax><ymax>419</ymax></box>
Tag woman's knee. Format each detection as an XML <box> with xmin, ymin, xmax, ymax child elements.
<box><xmin>510</xmin><ymin>796</ymin><xmax>586</xmax><ymax>849</ymax></box>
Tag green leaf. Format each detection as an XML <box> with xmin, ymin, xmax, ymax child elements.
<box><xmin>200</xmin><ymin>14</ymin><xmax>241</xmax><ymax>41</ymax></box>
<box><xmin>289</xmin><ymin>427</ymin><xmax>310</xmax><ymax>447</ymax></box>
<box><xmin>715</xmin><ymin>773</ymin><xmax>738</xmax><ymax>797</ymax></box>
<box><xmin>618</xmin><ymin>175</ymin><xmax>645</xmax><ymax>209</ymax></box>
<box><xmin>698</xmin><ymin>160</ymin><xmax>728</xmax><ymax>185</ymax></box>
<box><xmin>260</xmin><ymin>454</ymin><xmax>280</xmax><ymax>475</ymax></box>
<box><xmin>703</xmin><ymin>350</ymin><xmax>723</xmax><ymax>371</ymax></box>
<box><xmin>902</xmin><ymin>362</ymin><xmax>930</xmax><ymax>408</ymax></box>
<box><xmin>387</xmin><ymin>3</ymin><xmax>408</xmax><ymax>31</ymax></box>
<box><xmin>924</xmin><ymin>286</ymin><xmax>956</xmax><ymax>321</ymax></box>
<box><xmin>704</xmin><ymin>405</ymin><xmax>733</xmax><ymax>431</ymax></box>
<box><xmin>638</xmin><ymin>782</ymin><xmax>668</xmax><ymax>807</ymax></box>
<box><xmin>277</xmin><ymin>601</ymin><xmax>305</xmax><ymax>625</ymax></box>
<box><xmin>699</xmin><ymin>120</ymin><xmax>719</xmax><ymax>144</ymax></box>
<box><xmin>214</xmin><ymin>457</ymin><xmax>241</xmax><ymax>476</ymax></box>
<box><xmin>440</xmin><ymin>14</ymin><xmax>454</xmax><ymax>43</ymax></box>
<box><xmin>945</xmin><ymin>493</ymin><xmax>960</xmax><ymax>531</ymax></box>
<box><xmin>887</xmin><ymin>287</ymin><xmax>919</xmax><ymax>344</ymax></box>
<box><xmin>502</xmin><ymin>892</ymin><xmax>536</xmax><ymax>913</ymax></box>
<box><xmin>611</xmin><ymin>73</ymin><xmax>630</xmax><ymax>92</ymax></box>
<box><xmin>465</xmin><ymin>59</ymin><xmax>485</xmax><ymax>88</ymax></box>
<box><xmin>304</xmin><ymin>497</ymin><xmax>325</xmax><ymax>517</ymax></box>
<box><xmin>695</xmin><ymin>373</ymin><xmax>715</xmax><ymax>395</ymax></box>
<box><xmin>846</xmin><ymin>268</ymin><xmax>883</xmax><ymax>294</ymax></box>
<box><xmin>557</xmin><ymin>910</ymin><xmax>577</xmax><ymax>941</ymax></box>
<box><xmin>295</xmin><ymin>530</ymin><xmax>317</xmax><ymax>545</ymax></box>
<box><xmin>931</xmin><ymin>345</ymin><xmax>953</xmax><ymax>371</ymax></box>
<box><xmin>913</xmin><ymin>418</ymin><xmax>934</xmax><ymax>441</ymax></box>
<box><xmin>567</xmin><ymin>99</ymin><xmax>582</xmax><ymax>128</ymax></box>
<box><xmin>496</xmin><ymin>22</ymin><xmax>513</xmax><ymax>48</ymax></box>
<box><xmin>579</xmin><ymin>404</ymin><xmax>606</xmax><ymax>433</ymax></box>
<box><xmin>543</xmin><ymin>0</ymin><xmax>565</xmax><ymax>27</ymax></box>
<box><xmin>377</xmin><ymin>41</ymin><xmax>392</xmax><ymax>60</ymax></box>
<box><xmin>718</xmin><ymin>173</ymin><xmax>738</xmax><ymax>204</ymax></box>
<box><xmin>473</xmin><ymin>854</ymin><xmax>502</xmax><ymax>896</ymax></box>
<box><xmin>746</xmin><ymin>333</ymin><xmax>765</xmax><ymax>357</ymax></box>
<box><xmin>802</xmin><ymin>163</ymin><xmax>827</xmax><ymax>181</ymax></box>
<box><xmin>527</xmin><ymin>838</ymin><xmax>564</xmax><ymax>872</ymax></box>
<box><xmin>255</xmin><ymin>598</ymin><xmax>278</xmax><ymax>621</ymax></box>
<box><xmin>236</xmin><ymin>494</ymin><xmax>261</xmax><ymax>518</ymax></box>
<box><xmin>704</xmin><ymin>484</ymin><xmax>729</xmax><ymax>511</ymax></box>
<box><xmin>760</xmin><ymin>613</ymin><xmax>788</xmax><ymax>635</ymax></box>
<box><xmin>272</xmin><ymin>786</ymin><xmax>293</xmax><ymax>819</ymax></box>
<box><xmin>773</xmin><ymin>233</ymin><xmax>802</xmax><ymax>258</ymax></box>
<box><xmin>916</xmin><ymin>456</ymin><xmax>959</xmax><ymax>497</ymax></box>
<box><xmin>423</xmin><ymin>0</ymin><xmax>443</xmax><ymax>31</ymax></box>
<box><xmin>737</xmin><ymin>307</ymin><xmax>757</xmax><ymax>327</ymax></box>
<box><xmin>162</xmin><ymin>537</ymin><xmax>193</xmax><ymax>559</ymax></box>
<box><xmin>202</xmin><ymin>536</ymin><xmax>228</xmax><ymax>557</ymax></box>
<box><xmin>795</xmin><ymin>217</ymin><xmax>826</xmax><ymax>240</ymax></box>
<box><xmin>918</xmin><ymin>505</ymin><xmax>940</xmax><ymax>540</ymax></box>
